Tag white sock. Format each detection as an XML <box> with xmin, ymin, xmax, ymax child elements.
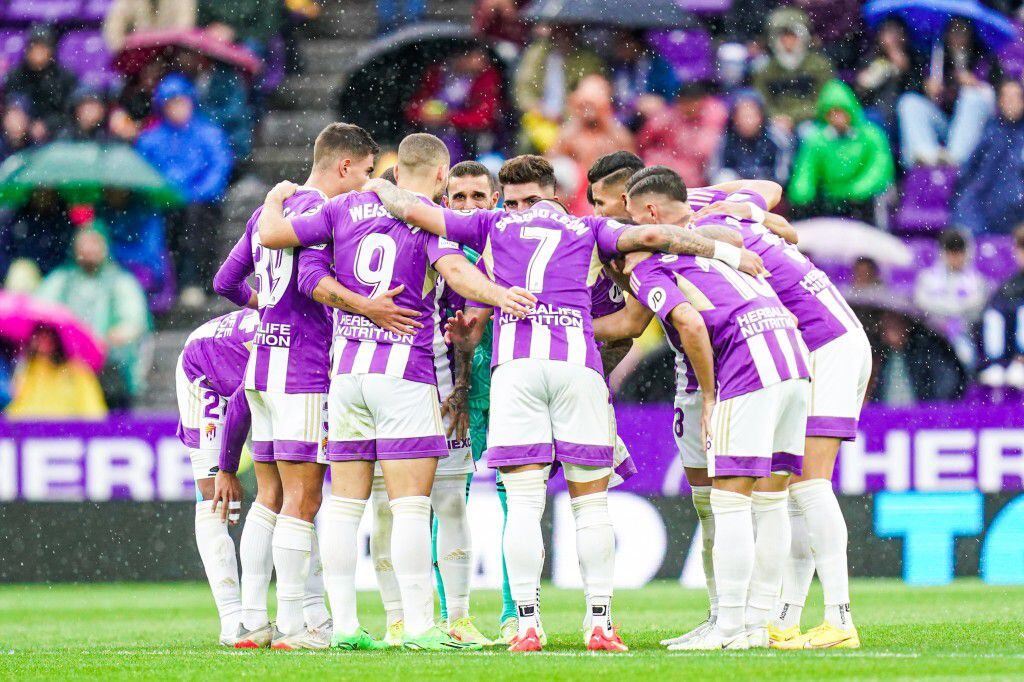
<box><xmin>431</xmin><ymin>477</ymin><xmax>472</xmax><ymax>622</ymax></box>
<box><xmin>691</xmin><ymin>486</ymin><xmax>718</xmax><ymax>619</ymax></box>
<box><xmin>369</xmin><ymin>486</ymin><xmax>403</xmax><ymax>626</ymax></box>
<box><xmin>710</xmin><ymin>488</ymin><xmax>754</xmax><ymax>637</ymax></box>
<box><xmin>272</xmin><ymin>515</ymin><xmax>314</xmax><ymax>636</ymax></box>
<box><xmin>322</xmin><ymin>495</ymin><xmax>366</xmax><ymax>635</ymax></box>
<box><xmin>791</xmin><ymin>479</ymin><xmax>854</xmax><ymax>630</ymax></box>
<box><xmin>194</xmin><ymin>500</ymin><xmax>242</xmax><ymax>634</ymax></box>
<box><xmin>390</xmin><ymin>496</ymin><xmax>434</xmax><ymax>637</ymax></box>
<box><xmin>502</xmin><ymin>468</ymin><xmax>548</xmax><ymax>632</ymax></box>
<box><xmin>747</xmin><ymin>490</ymin><xmax>790</xmax><ymax>630</ymax></box>
<box><xmin>571</xmin><ymin>491</ymin><xmax>615</xmax><ymax>634</ymax></box>
<box><xmin>302</xmin><ymin>531</ymin><xmax>330</xmax><ymax>629</ymax></box>
<box><xmin>239</xmin><ymin>502</ymin><xmax>276</xmax><ymax>630</ymax></box>
<box><xmin>776</xmin><ymin>497</ymin><xmax>814</xmax><ymax>630</ymax></box>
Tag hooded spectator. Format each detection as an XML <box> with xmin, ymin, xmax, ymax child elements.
<box><xmin>637</xmin><ymin>82</ymin><xmax>727</xmax><ymax>188</ymax></box>
<box><xmin>709</xmin><ymin>89</ymin><xmax>790</xmax><ymax>184</ymax></box>
<box><xmin>405</xmin><ymin>47</ymin><xmax>504</xmax><ymax>161</ymax></box>
<box><xmin>5</xmin><ymin>325</ymin><xmax>107</xmax><ymax>419</ymax></box>
<box><xmin>605</xmin><ymin>31</ymin><xmax>679</xmax><ymax>127</ymax></box>
<box><xmin>896</xmin><ymin>18</ymin><xmax>998</xmax><ymax>167</ymax></box>
<box><xmin>855</xmin><ymin>17</ymin><xmax>924</xmax><ymax>137</ymax></box>
<box><xmin>550</xmin><ymin>75</ymin><xmax>635</xmax><ymax>180</ymax></box>
<box><xmin>58</xmin><ymin>87</ymin><xmax>110</xmax><ymax>142</ymax></box>
<box><xmin>951</xmin><ymin>79</ymin><xmax>1024</xmax><ymax>235</ymax></box>
<box><xmin>514</xmin><ymin>24</ymin><xmax>606</xmax><ymax>153</ymax></box>
<box><xmin>4</xmin><ymin>25</ymin><xmax>78</xmax><ymax>141</ymax></box>
<box><xmin>103</xmin><ymin>0</ymin><xmax>197</xmax><ymax>52</ymax></box>
<box><xmin>35</xmin><ymin>229</ymin><xmax>151</xmax><ymax>409</ymax></box>
<box><xmin>136</xmin><ymin>74</ymin><xmax>232</xmax><ymax>305</ymax></box>
<box><xmin>752</xmin><ymin>7</ymin><xmax>835</xmax><ymax>133</ymax></box>
<box><xmin>788</xmin><ymin>80</ymin><xmax>894</xmax><ymax>220</ymax></box>
<box><xmin>172</xmin><ymin>50</ymin><xmax>254</xmax><ymax>159</ymax></box>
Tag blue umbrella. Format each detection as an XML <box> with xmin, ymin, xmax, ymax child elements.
<box><xmin>864</xmin><ymin>0</ymin><xmax>1019</xmax><ymax>51</ymax></box>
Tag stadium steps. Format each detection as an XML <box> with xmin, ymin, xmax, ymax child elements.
<box><xmin>137</xmin><ymin>330</ymin><xmax>190</xmax><ymax>411</ymax></box>
<box><xmin>260</xmin><ymin>110</ymin><xmax>336</xmax><ymax>147</ymax></box>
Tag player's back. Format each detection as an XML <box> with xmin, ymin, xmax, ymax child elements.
<box><xmin>181</xmin><ymin>308</ymin><xmax>259</xmax><ymax>396</ymax></box>
<box><xmin>631</xmin><ymin>253</ymin><xmax>809</xmax><ymax>400</ymax></box>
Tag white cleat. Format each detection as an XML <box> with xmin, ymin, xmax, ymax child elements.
<box><xmin>232</xmin><ymin>622</ymin><xmax>274</xmax><ymax>649</ymax></box>
<box><xmin>668</xmin><ymin>626</ymin><xmax>750</xmax><ymax>651</ymax></box>
<box><xmin>660</xmin><ymin>617</ymin><xmax>715</xmax><ymax>647</ymax></box>
<box><xmin>745</xmin><ymin>626</ymin><xmax>770</xmax><ymax>648</ymax></box>
<box><xmin>271</xmin><ymin>621</ymin><xmax>332</xmax><ymax>650</ymax></box>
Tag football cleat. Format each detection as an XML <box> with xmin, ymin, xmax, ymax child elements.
<box><xmin>232</xmin><ymin>622</ymin><xmax>273</xmax><ymax>649</ymax></box>
<box><xmin>499</xmin><ymin>617</ymin><xmax>519</xmax><ymax>645</ymax></box>
<box><xmin>331</xmin><ymin>627</ymin><xmax>389</xmax><ymax>651</ymax></box>
<box><xmin>667</xmin><ymin>626</ymin><xmax>750</xmax><ymax>651</ymax></box>
<box><xmin>402</xmin><ymin>625</ymin><xmax>483</xmax><ymax>651</ymax></box>
<box><xmin>768</xmin><ymin>624</ymin><xmax>801</xmax><ymax>647</ymax></box>
<box><xmin>448</xmin><ymin>617</ymin><xmax>494</xmax><ymax>646</ymax></box>
<box><xmin>508</xmin><ymin>627</ymin><xmax>543</xmax><ymax>652</ymax></box>
<box><xmin>384</xmin><ymin>620</ymin><xmax>404</xmax><ymax>647</ymax></box>
<box><xmin>270</xmin><ymin>623</ymin><xmax>331</xmax><ymax>650</ymax></box>
<box><xmin>586</xmin><ymin>625</ymin><xmax>628</xmax><ymax>652</ymax></box>
<box><xmin>745</xmin><ymin>626</ymin><xmax>769</xmax><ymax>648</ymax></box>
<box><xmin>773</xmin><ymin>623</ymin><xmax>860</xmax><ymax>650</ymax></box>
<box><xmin>660</xmin><ymin>617</ymin><xmax>715</xmax><ymax>647</ymax></box>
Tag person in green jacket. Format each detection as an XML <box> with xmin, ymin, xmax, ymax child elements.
<box><xmin>787</xmin><ymin>79</ymin><xmax>895</xmax><ymax>221</ymax></box>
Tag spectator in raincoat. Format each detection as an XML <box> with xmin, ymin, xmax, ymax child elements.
<box><xmin>788</xmin><ymin>80</ymin><xmax>894</xmax><ymax>220</ymax></box>
<box><xmin>173</xmin><ymin>50</ymin><xmax>254</xmax><ymax>159</ymax></box>
<box><xmin>951</xmin><ymin>79</ymin><xmax>1024</xmax><ymax>235</ymax></box>
<box><xmin>5</xmin><ymin>26</ymin><xmax>78</xmax><ymax>142</ymax></box>
<box><xmin>35</xmin><ymin>229</ymin><xmax>151</xmax><ymax>409</ymax></box>
<box><xmin>136</xmin><ymin>74</ymin><xmax>232</xmax><ymax>305</ymax></box>
<box><xmin>709</xmin><ymin>89</ymin><xmax>791</xmax><ymax>184</ymax></box>
<box><xmin>5</xmin><ymin>325</ymin><xmax>107</xmax><ymax>419</ymax></box>
<box><xmin>752</xmin><ymin>6</ymin><xmax>835</xmax><ymax>134</ymax></box>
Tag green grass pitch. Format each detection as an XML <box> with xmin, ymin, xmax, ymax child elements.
<box><xmin>1</xmin><ymin>580</ymin><xmax>1022</xmax><ymax>680</ymax></box>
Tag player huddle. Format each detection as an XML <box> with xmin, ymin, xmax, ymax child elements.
<box><xmin>175</xmin><ymin>122</ymin><xmax>871</xmax><ymax>653</ymax></box>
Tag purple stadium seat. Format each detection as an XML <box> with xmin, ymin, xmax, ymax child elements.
<box><xmin>0</xmin><ymin>30</ymin><xmax>26</xmax><ymax>83</ymax></box>
<box><xmin>58</xmin><ymin>30</ymin><xmax>118</xmax><ymax>91</ymax></box>
<box><xmin>648</xmin><ymin>28</ymin><xmax>714</xmax><ymax>84</ymax></box>
<box><xmin>975</xmin><ymin>235</ymin><xmax>1017</xmax><ymax>284</ymax></box>
<box><xmin>80</xmin><ymin>0</ymin><xmax>114</xmax><ymax>23</ymax></box>
<box><xmin>894</xmin><ymin>166</ymin><xmax>957</xmax><ymax>235</ymax></box>
<box><xmin>2</xmin><ymin>0</ymin><xmax>82</xmax><ymax>23</ymax></box>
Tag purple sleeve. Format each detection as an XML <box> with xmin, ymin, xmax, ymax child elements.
<box><xmin>289</xmin><ymin>195</ymin><xmax>338</xmax><ymax>246</ymax></box>
<box><xmin>629</xmin><ymin>259</ymin><xmax>688</xmax><ymax>323</ymax></box>
<box><xmin>425</xmin><ymin>234</ymin><xmax>468</xmax><ymax>265</ymax></box>
<box><xmin>218</xmin><ymin>385</ymin><xmax>251</xmax><ymax>474</ymax></box>
<box><xmin>296</xmin><ymin>243</ymin><xmax>332</xmax><ymax>298</ymax></box>
<box><xmin>590</xmin><ymin>216</ymin><xmax>629</xmax><ymax>260</ymax></box>
<box><xmin>441</xmin><ymin>208</ymin><xmax>497</xmax><ymax>252</ymax></box>
<box><xmin>724</xmin><ymin>190</ymin><xmax>769</xmax><ymax>211</ymax></box>
<box><xmin>213</xmin><ymin>228</ymin><xmax>254</xmax><ymax>307</ymax></box>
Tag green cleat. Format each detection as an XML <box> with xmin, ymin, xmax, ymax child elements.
<box><xmin>330</xmin><ymin>628</ymin><xmax>389</xmax><ymax>651</ymax></box>
<box><xmin>448</xmin><ymin>617</ymin><xmax>495</xmax><ymax>646</ymax></box>
<box><xmin>402</xmin><ymin>625</ymin><xmax>483</xmax><ymax>651</ymax></box>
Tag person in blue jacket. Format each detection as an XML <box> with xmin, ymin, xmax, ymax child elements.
<box><xmin>136</xmin><ymin>74</ymin><xmax>233</xmax><ymax>306</ymax></box>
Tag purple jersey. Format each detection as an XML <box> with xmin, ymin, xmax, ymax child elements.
<box><xmin>290</xmin><ymin>190</ymin><xmax>464</xmax><ymax>386</ymax></box>
<box><xmin>630</xmin><ymin>254</ymin><xmax>810</xmax><ymax>401</ymax></box>
<box><xmin>181</xmin><ymin>309</ymin><xmax>259</xmax><ymax>397</ymax></box>
<box><xmin>694</xmin><ymin>189</ymin><xmax>862</xmax><ymax>352</ymax></box>
<box><xmin>590</xmin><ymin>269</ymin><xmax>626</xmax><ymax>319</ymax></box>
<box><xmin>219</xmin><ymin>187</ymin><xmax>333</xmax><ymax>394</ymax></box>
<box><xmin>443</xmin><ymin>202</ymin><xmax>625</xmax><ymax>377</ymax></box>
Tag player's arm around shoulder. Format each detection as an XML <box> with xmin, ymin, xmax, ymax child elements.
<box><xmin>257</xmin><ymin>181</ymin><xmax>303</xmax><ymax>248</ymax></box>
<box><xmin>364</xmin><ymin>178</ymin><xmax>450</xmax><ymax>237</ymax></box>
<box><xmin>433</xmin><ymin>252</ymin><xmax>536</xmax><ymax>319</ymax></box>
<box><xmin>614</xmin><ymin>223</ymin><xmax>765</xmax><ymax>277</ymax></box>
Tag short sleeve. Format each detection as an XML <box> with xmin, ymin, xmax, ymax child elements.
<box><xmin>629</xmin><ymin>259</ymin><xmax>688</xmax><ymax>323</ymax></box>
<box><xmin>296</xmin><ymin>242</ymin><xmax>332</xmax><ymax>298</ymax></box>
<box><xmin>290</xmin><ymin>195</ymin><xmax>339</xmax><ymax>247</ymax></box>
<box><xmin>426</xmin><ymin>234</ymin><xmax>467</xmax><ymax>265</ymax></box>
<box><xmin>724</xmin><ymin>190</ymin><xmax>768</xmax><ymax>211</ymax></box>
<box><xmin>687</xmin><ymin>186</ymin><xmax>727</xmax><ymax>210</ymax></box>
<box><xmin>589</xmin><ymin>216</ymin><xmax>628</xmax><ymax>259</ymax></box>
<box><xmin>442</xmin><ymin>208</ymin><xmax>500</xmax><ymax>252</ymax></box>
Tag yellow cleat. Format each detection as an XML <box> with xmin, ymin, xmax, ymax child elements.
<box><xmin>384</xmin><ymin>620</ymin><xmax>404</xmax><ymax>647</ymax></box>
<box><xmin>773</xmin><ymin>623</ymin><xmax>860</xmax><ymax>650</ymax></box>
<box><xmin>499</xmin><ymin>617</ymin><xmax>518</xmax><ymax>645</ymax></box>
<box><xmin>768</xmin><ymin>624</ymin><xmax>802</xmax><ymax>647</ymax></box>
<box><xmin>449</xmin><ymin>617</ymin><xmax>495</xmax><ymax>646</ymax></box>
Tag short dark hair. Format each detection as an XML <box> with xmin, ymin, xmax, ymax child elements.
<box><xmin>587</xmin><ymin>151</ymin><xmax>645</xmax><ymax>185</ymax></box>
<box><xmin>449</xmin><ymin>160</ymin><xmax>496</xmax><ymax>193</ymax></box>
<box><xmin>498</xmin><ymin>155</ymin><xmax>555</xmax><ymax>190</ymax></box>
<box><xmin>939</xmin><ymin>228</ymin><xmax>967</xmax><ymax>253</ymax></box>
<box><xmin>380</xmin><ymin>166</ymin><xmax>397</xmax><ymax>184</ymax></box>
<box><xmin>313</xmin><ymin>122</ymin><xmax>379</xmax><ymax>168</ymax></box>
<box><xmin>626</xmin><ymin>166</ymin><xmax>688</xmax><ymax>203</ymax></box>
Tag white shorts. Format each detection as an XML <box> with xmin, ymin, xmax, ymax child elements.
<box><xmin>246</xmin><ymin>389</ymin><xmax>327</xmax><ymax>464</ymax></box>
<box><xmin>674</xmin><ymin>390</ymin><xmax>706</xmax><ymax>469</ymax></box>
<box><xmin>487</xmin><ymin>358</ymin><xmax>613</xmax><ymax>469</ymax></box>
<box><xmin>708</xmin><ymin>379</ymin><xmax>809</xmax><ymax>479</ymax></box>
<box><xmin>807</xmin><ymin>329</ymin><xmax>873</xmax><ymax>440</ymax></box>
<box><xmin>608</xmin><ymin>404</ymin><xmax>636</xmax><ymax>488</ymax></box>
<box><xmin>327</xmin><ymin>373</ymin><xmax>447</xmax><ymax>462</ymax></box>
<box><xmin>175</xmin><ymin>357</ymin><xmax>224</xmax><ymax>481</ymax></box>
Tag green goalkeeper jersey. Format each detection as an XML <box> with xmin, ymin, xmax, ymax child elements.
<box><xmin>464</xmin><ymin>247</ymin><xmax>493</xmax><ymax>411</ymax></box>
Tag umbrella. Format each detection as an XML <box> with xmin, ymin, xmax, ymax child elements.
<box><xmin>0</xmin><ymin>141</ymin><xmax>183</xmax><ymax>208</ymax></box>
<box><xmin>336</xmin><ymin>23</ymin><xmax>512</xmax><ymax>147</ymax></box>
<box><xmin>0</xmin><ymin>292</ymin><xmax>106</xmax><ymax>373</ymax></box>
<box><xmin>863</xmin><ymin>0</ymin><xmax>1019</xmax><ymax>51</ymax></box>
<box><xmin>794</xmin><ymin>218</ymin><xmax>914</xmax><ymax>267</ymax></box>
<box><xmin>114</xmin><ymin>28</ymin><xmax>263</xmax><ymax>78</ymax></box>
<box><xmin>523</xmin><ymin>0</ymin><xmax>695</xmax><ymax>29</ymax></box>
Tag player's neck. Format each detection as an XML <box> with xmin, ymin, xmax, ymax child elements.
<box><xmin>396</xmin><ymin>179</ymin><xmax>437</xmax><ymax>200</ymax></box>
<box><xmin>303</xmin><ymin>171</ymin><xmax>338</xmax><ymax>198</ymax></box>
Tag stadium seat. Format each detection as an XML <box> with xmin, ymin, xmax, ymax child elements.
<box><xmin>894</xmin><ymin>165</ymin><xmax>957</xmax><ymax>235</ymax></box>
<box><xmin>0</xmin><ymin>30</ymin><xmax>26</xmax><ymax>83</ymax></box>
<box><xmin>648</xmin><ymin>28</ymin><xmax>714</xmax><ymax>84</ymax></box>
<box><xmin>79</xmin><ymin>0</ymin><xmax>113</xmax><ymax>23</ymax></box>
<box><xmin>1</xmin><ymin>0</ymin><xmax>82</xmax><ymax>24</ymax></box>
<box><xmin>57</xmin><ymin>30</ymin><xmax>119</xmax><ymax>91</ymax></box>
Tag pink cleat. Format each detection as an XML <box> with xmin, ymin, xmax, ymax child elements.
<box><xmin>586</xmin><ymin>625</ymin><xmax>629</xmax><ymax>652</ymax></box>
<box><xmin>508</xmin><ymin>627</ymin><xmax>543</xmax><ymax>652</ymax></box>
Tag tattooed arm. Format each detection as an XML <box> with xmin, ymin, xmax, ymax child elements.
<box><xmin>441</xmin><ymin>345</ymin><xmax>473</xmax><ymax>440</ymax></box>
<box><xmin>694</xmin><ymin>224</ymin><xmax>743</xmax><ymax>247</ymax></box>
<box><xmin>365</xmin><ymin>178</ymin><xmax>449</xmax><ymax>237</ymax></box>
<box><xmin>615</xmin><ymin>223</ymin><xmax>765</xmax><ymax>276</ymax></box>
